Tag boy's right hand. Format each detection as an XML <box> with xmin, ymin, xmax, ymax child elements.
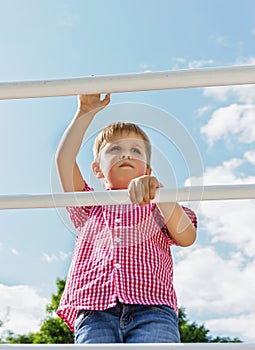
<box><xmin>77</xmin><ymin>93</ymin><xmax>111</xmax><ymax>114</ymax></box>
<box><xmin>128</xmin><ymin>175</ymin><xmax>160</xmax><ymax>207</ymax></box>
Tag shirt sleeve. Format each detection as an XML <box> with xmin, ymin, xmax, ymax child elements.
<box><xmin>181</xmin><ymin>206</ymin><xmax>198</xmax><ymax>229</ymax></box>
<box><xmin>152</xmin><ymin>204</ymin><xmax>198</xmax><ymax>246</ymax></box>
<box><xmin>151</xmin><ymin>204</ymin><xmax>176</xmax><ymax>245</ymax></box>
<box><xmin>66</xmin><ymin>180</ymin><xmax>94</xmax><ymax>229</ymax></box>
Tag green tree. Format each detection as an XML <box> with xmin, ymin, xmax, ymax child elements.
<box><xmin>32</xmin><ymin>318</ymin><xmax>73</xmax><ymax>344</ymax></box>
<box><xmin>46</xmin><ymin>278</ymin><xmax>66</xmax><ymax>314</ymax></box>
<box><xmin>6</xmin><ymin>332</ymin><xmax>35</xmax><ymax>344</ymax></box>
<box><xmin>4</xmin><ymin>278</ymin><xmax>242</xmax><ymax>344</ymax></box>
<box><xmin>32</xmin><ymin>277</ymin><xmax>73</xmax><ymax>344</ymax></box>
<box><xmin>178</xmin><ymin>307</ymin><xmax>242</xmax><ymax>343</ymax></box>
<box><xmin>5</xmin><ymin>278</ymin><xmax>73</xmax><ymax>344</ymax></box>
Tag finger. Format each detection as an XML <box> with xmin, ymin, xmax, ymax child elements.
<box><xmin>104</xmin><ymin>93</ymin><xmax>111</xmax><ymax>100</ymax></box>
<box><xmin>142</xmin><ymin>178</ymin><xmax>150</xmax><ymax>204</ymax></box>
<box><xmin>129</xmin><ymin>181</ymin><xmax>144</xmax><ymax>205</ymax></box>
<box><xmin>102</xmin><ymin>93</ymin><xmax>111</xmax><ymax>106</ymax></box>
<box><xmin>128</xmin><ymin>181</ymin><xmax>137</xmax><ymax>204</ymax></box>
<box><xmin>132</xmin><ymin>181</ymin><xmax>142</xmax><ymax>204</ymax></box>
<box><xmin>136</xmin><ymin>181</ymin><xmax>146</xmax><ymax>206</ymax></box>
<box><xmin>149</xmin><ymin>177</ymin><xmax>160</xmax><ymax>200</ymax></box>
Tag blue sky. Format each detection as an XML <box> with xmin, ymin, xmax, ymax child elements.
<box><xmin>1</xmin><ymin>0</ymin><xmax>255</xmax><ymax>342</ymax></box>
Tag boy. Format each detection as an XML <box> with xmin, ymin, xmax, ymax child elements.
<box><xmin>56</xmin><ymin>94</ymin><xmax>197</xmax><ymax>343</ymax></box>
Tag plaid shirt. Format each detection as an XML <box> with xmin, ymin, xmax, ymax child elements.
<box><xmin>57</xmin><ymin>182</ymin><xmax>197</xmax><ymax>332</ymax></box>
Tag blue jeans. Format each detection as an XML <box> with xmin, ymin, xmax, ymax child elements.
<box><xmin>74</xmin><ymin>301</ymin><xmax>180</xmax><ymax>343</ymax></box>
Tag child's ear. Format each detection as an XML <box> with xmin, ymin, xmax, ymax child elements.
<box><xmin>146</xmin><ymin>167</ymin><xmax>152</xmax><ymax>175</ymax></box>
<box><xmin>92</xmin><ymin>162</ymin><xmax>104</xmax><ymax>179</ymax></box>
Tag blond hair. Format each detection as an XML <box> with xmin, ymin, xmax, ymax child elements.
<box><xmin>93</xmin><ymin>122</ymin><xmax>151</xmax><ymax>166</ymax></box>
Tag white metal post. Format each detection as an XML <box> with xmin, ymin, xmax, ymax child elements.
<box><xmin>0</xmin><ymin>65</ymin><xmax>255</xmax><ymax>100</ymax></box>
<box><xmin>0</xmin><ymin>185</ymin><xmax>254</xmax><ymax>210</ymax></box>
<box><xmin>0</xmin><ymin>344</ymin><xmax>254</xmax><ymax>349</ymax></box>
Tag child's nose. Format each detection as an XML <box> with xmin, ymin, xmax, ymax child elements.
<box><xmin>120</xmin><ymin>153</ymin><xmax>132</xmax><ymax>160</ymax></box>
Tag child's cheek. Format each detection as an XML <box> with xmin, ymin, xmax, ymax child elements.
<box><xmin>106</xmin><ymin>157</ymin><xmax>119</xmax><ymax>174</ymax></box>
<box><xmin>136</xmin><ymin>159</ymin><xmax>148</xmax><ymax>170</ymax></box>
<box><xmin>110</xmin><ymin>156</ymin><xmax>119</xmax><ymax>168</ymax></box>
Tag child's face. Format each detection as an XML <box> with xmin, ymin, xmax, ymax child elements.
<box><xmin>92</xmin><ymin>132</ymin><xmax>151</xmax><ymax>189</ymax></box>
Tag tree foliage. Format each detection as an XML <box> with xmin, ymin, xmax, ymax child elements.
<box><xmin>178</xmin><ymin>307</ymin><xmax>241</xmax><ymax>343</ymax></box>
<box><xmin>2</xmin><ymin>278</ymin><xmax>73</xmax><ymax>344</ymax></box>
<box><xmin>1</xmin><ymin>278</ymin><xmax>242</xmax><ymax>344</ymax></box>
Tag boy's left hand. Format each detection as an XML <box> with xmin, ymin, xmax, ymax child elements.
<box><xmin>128</xmin><ymin>175</ymin><xmax>160</xmax><ymax>206</ymax></box>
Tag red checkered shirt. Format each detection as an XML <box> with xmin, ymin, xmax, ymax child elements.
<box><xmin>57</xmin><ymin>182</ymin><xmax>197</xmax><ymax>332</ymax></box>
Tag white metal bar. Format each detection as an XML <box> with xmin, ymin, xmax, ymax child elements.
<box><xmin>0</xmin><ymin>65</ymin><xmax>255</xmax><ymax>100</ymax></box>
<box><xmin>0</xmin><ymin>185</ymin><xmax>254</xmax><ymax>210</ymax></box>
<box><xmin>0</xmin><ymin>344</ymin><xmax>253</xmax><ymax>349</ymax></box>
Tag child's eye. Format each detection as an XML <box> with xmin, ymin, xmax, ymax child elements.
<box><xmin>109</xmin><ymin>145</ymin><xmax>121</xmax><ymax>152</ymax></box>
<box><xmin>131</xmin><ymin>147</ymin><xmax>141</xmax><ymax>154</ymax></box>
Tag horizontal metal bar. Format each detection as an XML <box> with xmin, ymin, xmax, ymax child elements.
<box><xmin>0</xmin><ymin>65</ymin><xmax>255</xmax><ymax>100</ymax></box>
<box><xmin>0</xmin><ymin>185</ymin><xmax>254</xmax><ymax>210</ymax></box>
<box><xmin>0</xmin><ymin>343</ymin><xmax>253</xmax><ymax>349</ymax></box>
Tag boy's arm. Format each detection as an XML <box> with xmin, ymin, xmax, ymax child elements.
<box><xmin>55</xmin><ymin>94</ymin><xmax>110</xmax><ymax>192</ymax></box>
<box><xmin>156</xmin><ymin>201</ymin><xmax>197</xmax><ymax>247</ymax></box>
<box><xmin>128</xmin><ymin>175</ymin><xmax>197</xmax><ymax>247</ymax></box>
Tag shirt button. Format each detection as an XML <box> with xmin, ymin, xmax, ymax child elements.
<box><xmin>115</xmin><ymin>218</ymin><xmax>121</xmax><ymax>223</ymax></box>
<box><xmin>115</xmin><ymin>237</ymin><xmax>121</xmax><ymax>243</ymax></box>
<box><xmin>115</xmin><ymin>263</ymin><xmax>121</xmax><ymax>269</ymax></box>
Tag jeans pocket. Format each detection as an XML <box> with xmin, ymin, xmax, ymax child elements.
<box><xmin>149</xmin><ymin>305</ymin><xmax>178</xmax><ymax>321</ymax></box>
<box><xmin>75</xmin><ymin>310</ymin><xmax>94</xmax><ymax>332</ymax></box>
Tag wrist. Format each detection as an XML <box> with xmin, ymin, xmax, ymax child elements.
<box><xmin>74</xmin><ymin>109</ymin><xmax>97</xmax><ymax>120</ymax></box>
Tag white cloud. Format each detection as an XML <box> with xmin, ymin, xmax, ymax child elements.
<box><xmin>0</xmin><ymin>284</ymin><xmax>48</xmax><ymax>336</ymax></box>
<box><xmin>200</xmin><ymin>200</ymin><xmax>255</xmax><ymax>257</ymax></box>
<box><xmin>174</xmin><ymin>246</ymin><xmax>255</xmax><ymax>341</ymax></box>
<box><xmin>171</xmin><ymin>57</ymin><xmax>215</xmax><ymax>70</ymax></box>
<box><xmin>244</xmin><ymin>150</ymin><xmax>255</xmax><ymax>165</ymax></box>
<box><xmin>42</xmin><ymin>250</ymin><xmax>72</xmax><ymax>263</ymax></box>
<box><xmin>187</xmin><ymin>156</ymin><xmax>255</xmax><ymax>185</ymax></box>
<box><xmin>140</xmin><ymin>63</ymin><xmax>155</xmax><ymax>72</ymax></box>
<box><xmin>10</xmin><ymin>248</ymin><xmax>18</xmax><ymax>255</ymax></box>
<box><xmin>180</xmin><ymin>155</ymin><xmax>255</xmax><ymax>341</ymax></box>
<box><xmin>186</xmin><ymin>156</ymin><xmax>255</xmax><ymax>257</ymax></box>
<box><xmin>200</xmin><ymin>103</ymin><xmax>255</xmax><ymax>145</ymax></box>
<box><xmin>203</xmin><ymin>57</ymin><xmax>255</xmax><ymax>104</ymax></box>
<box><xmin>0</xmin><ymin>241</ymin><xmax>19</xmax><ymax>256</ymax></box>
<box><xmin>196</xmin><ymin>106</ymin><xmax>212</xmax><ymax>118</ymax></box>
<box><xmin>235</xmin><ymin>56</ymin><xmax>255</xmax><ymax>66</ymax></box>
<box><xmin>175</xmin><ymin>246</ymin><xmax>255</xmax><ymax>314</ymax></box>
<box><xmin>171</xmin><ymin>57</ymin><xmax>187</xmax><ymax>70</ymax></box>
<box><xmin>188</xmin><ymin>59</ymin><xmax>214</xmax><ymax>69</ymax></box>
<box><xmin>205</xmin><ymin>313</ymin><xmax>255</xmax><ymax>342</ymax></box>
<box><xmin>204</xmin><ymin>85</ymin><xmax>255</xmax><ymax>104</ymax></box>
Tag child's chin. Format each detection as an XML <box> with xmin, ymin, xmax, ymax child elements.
<box><xmin>110</xmin><ymin>181</ymin><xmax>129</xmax><ymax>190</ymax></box>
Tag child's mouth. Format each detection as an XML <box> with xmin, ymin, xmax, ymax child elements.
<box><xmin>119</xmin><ymin>162</ymin><xmax>133</xmax><ymax>168</ymax></box>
